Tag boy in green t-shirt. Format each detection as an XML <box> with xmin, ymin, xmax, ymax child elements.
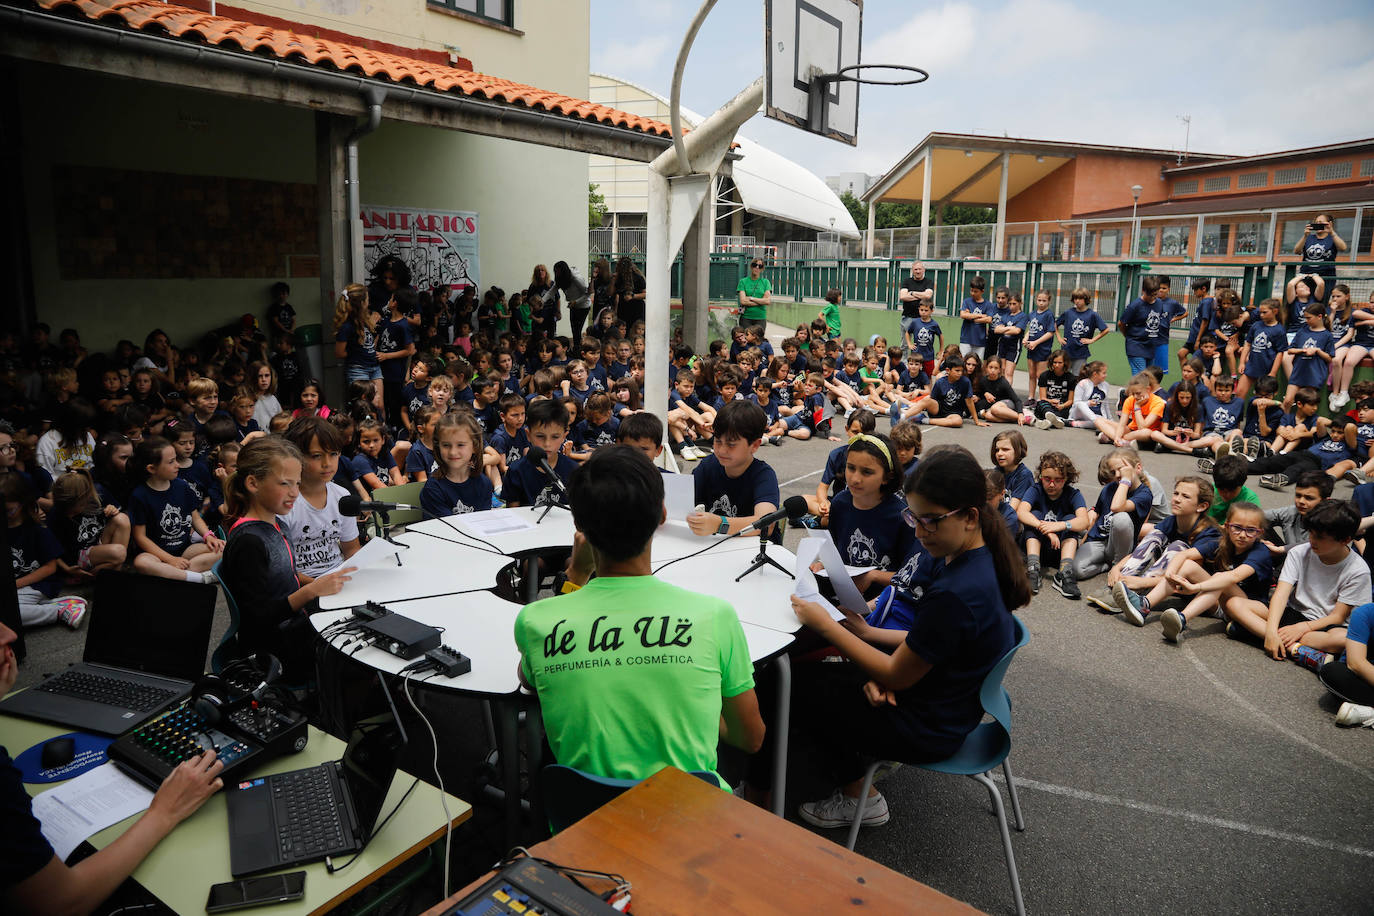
<box><xmin>737</xmin><ymin>258</ymin><xmax>771</xmax><ymax>326</ymax></box>
<box><xmin>509</xmin><ymin>292</ymin><xmax>530</xmax><ymax>334</ymax></box>
<box><xmin>817</xmin><ymin>287</ymin><xmax>843</xmax><ymax>339</ymax></box>
<box><xmin>513</xmin><ymin>446</ymin><xmax>765</xmax><ymax>784</ymax></box>
<box><xmin>1209</xmin><ymin>454</ymin><xmax>1259</xmax><ymax>523</ymax></box>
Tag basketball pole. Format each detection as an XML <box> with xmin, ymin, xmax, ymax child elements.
<box><xmin>644</xmin><ymin>0</ymin><xmax>762</xmax><ymax>441</ymax></box>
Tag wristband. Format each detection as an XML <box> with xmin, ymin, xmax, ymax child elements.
<box><xmin>717</xmin><ymin>516</ymin><xmax>730</xmax><ymax>535</ymax></box>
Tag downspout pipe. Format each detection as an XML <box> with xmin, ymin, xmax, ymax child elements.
<box><xmin>346</xmin><ymin>85</ymin><xmax>386</xmax><ymax>284</ymax></box>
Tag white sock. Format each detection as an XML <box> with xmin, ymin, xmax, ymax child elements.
<box><xmin>185</xmin><ymin>570</ymin><xmax>206</xmax><ymax>583</ymax></box>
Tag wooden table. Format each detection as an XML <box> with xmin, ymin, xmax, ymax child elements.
<box><xmin>426</xmin><ymin>766</ymin><xmax>982</xmax><ymax>916</ymax></box>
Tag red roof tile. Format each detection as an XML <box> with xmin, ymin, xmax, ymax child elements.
<box><xmin>30</xmin><ymin>0</ymin><xmax>676</xmax><ymax>139</ymax></box>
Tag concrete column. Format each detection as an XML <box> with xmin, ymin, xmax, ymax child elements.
<box><xmin>316</xmin><ymin>111</ymin><xmax>350</xmax><ymax>406</ymax></box>
<box><xmin>865</xmin><ymin>202</ymin><xmax>875</xmax><ymax>258</ymax></box>
<box><xmin>681</xmin><ymin>191</ymin><xmax>713</xmax><ymax>354</ymax></box>
<box><xmin>1194</xmin><ymin>215</ymin><xmax>1205</xmax><ymax>262</ymax></box>
<box><xmin>994</xmin><ymin>152</ymin><xmax>1009</xmax><ymax>260</ymax></box>
<box><xmin>918</xmin><ymin>152</ymin><xmax>932</xmax><ymax>260</ymax></box>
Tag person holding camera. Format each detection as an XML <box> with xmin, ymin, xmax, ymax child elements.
<box><xmin>1293</xmin><ymin>214</ymin><xmax>1347</xmax><ymax>302</ymax></box>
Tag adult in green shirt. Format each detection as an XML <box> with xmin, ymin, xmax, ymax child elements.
<box><xmin>737</xmin><ymin>258</ymin><xmax>772</xmax><ymax>327</ymax></box>
<box><xmin>514</xmin><ymin>446</ymin><xmax>765</xmax><ymax>784</ymax></box>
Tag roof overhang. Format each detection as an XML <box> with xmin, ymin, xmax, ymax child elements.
<box><xmin>1162</xmin><ymin>137</ymin><xmax>1374</xmax><ymax>175</ymax></box>
<box><xmin>0</xmin><ymin>0</ymin><xmax>676</xmax><ymax>162</ymax></box>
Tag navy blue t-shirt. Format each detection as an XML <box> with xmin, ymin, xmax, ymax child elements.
<box><xmin>692</xmin><ymin>455</ymin><xmax>781</xmax><ymax>521</ymax></box>
<box><xmin>931</xmin><ymin>376</ymin><xmax>972</xmax><ymax>416</ymax></box>
<box><xmin>1023</xmin><ymin>309</ymin><xmax>1056</xmax><ymax>360</ymax></box>
<box><xmin>1023</xmin><ymin>482</ymin><xmax>1086</xmax><ymax>525</ymax></box>
<box><xmin>1154</xmin><ymin>514</ymin><xmax>1221</xmax><ymax>553</ymax></box>
<box><xmin>1188</xmin><ymin>297</ymin><xmax>1215</xmax><ymax>337</ymax></box>
<box><xmin>1004</xmin><ymin>463</ymin><xmax>1034</xmax><ymax>503</ymax></box>
<box><xmin>827</xmin><ymin>490</ymin><xmax>918</xmax><ymax>571</ymax></box>
<box><xmin>1287</xmin><ymin>328</ymin><xmax>1335</xmax><ymax>388</ymax></box>
<box><xmin>234</xmin><ymin>418</ymin><xmax>261</xmax><ymax>441</ymax></box>
<box><xmin>420</xmin><ymin>474</ymin><xmax>494</xmax><ymax>519</ymax></box>
<box><xmin>351</xmin><ymin>451</ymin><xmax>397</xmax><ymax>489</ymax></box>
<box><xmin>375</xmin><ymin>317</ymin><xmax>412</xmax><ymax>383</ymax></box>
<box><xmin>959</xmin><ymin>298</ymin><xmax>990</xmax><ymax>348</ymax></box>
<box><xmin>178</xmin><ymin>459</ymin><xmax>213</xmax><ymax>505</ymax></box>
<box><xmin>1202</xmin><ymin>395</ymin><xmax>1244</xmax><ymax>434</ymax></box>
<box><xmin>1196</xmin><ymin>537</ymin><xmax>1272</xmax><ymax>601</ymax></box>
<box><xmin>821</xmin><ymin>444</ymin><xmax>849</xmax><ymax>493</ymax></box>
<box><xmin>909</xmin><ymin>318</ymin><xmax>942</xmax><ymax>360</ymax></box>
<box><xmin>1057</xmin><ymin>309</ymin><xmax>1107</xmax><ymax>360</ymax></box>
<box><xmin>572</xmin><ymin>418</ymin><xmax>619</xmax><ymax>451</ymax></box>
<box><xmin>128</xmin><ymin>479</ymin><xmax>200</xmax><ymax>554</ymax></box>
<box><xmin>1242</xmin><ymin>400</ymin><xmax>1284</xmax><ymax>438</ymax></box>
<box><xmin>406</xmin><ymin>439</ymin><xmax>439</xmax><ymax>476</ymax></box>
<box><xmin>401</xmin><ymin>381</ymin><xmax>431</xmax><ymax>418</ymax></box>
<box><xmin>504</xmin><ymin>452</ymin><xmax>577</xmax><ymax>507</ymax></box>
<box><xmin>1308</xmin><ymin>435</ymin><xmax>1352</xmax><ymax>469</ymax></box>
<box><xmin>1086</xmin><ymin>480</ymin><xmax>1153</xmax><ymax>541</ymax></box>
<box><xmin>748</xmin><ymin>393</ymin><xmax>781</xmax><ymax>423</ymax></box>
<box><xmin>1243</xmin><ymin>321</ymin><xmax>1288</xmax><ymax>377</ymax></box>
<box><xmin>1120</xmin><ymin>297</ymin><xmax>1167</xmax><ymax>358</ymax></box>
<box><xmin>798</xmin><ymin>392</ymin><xmax>826</xmax><ymax>430</ymax></box>
<box><xmin>474</xmin><ymin>403</ymin><xmax>500</xmax><ymax>438</ymax></box>
<box><xmin>0</xmin><ymin>746</ymin><xmax>55</xmax><ymax>886</ymax></box>
<box><xmin>10</xmin><ymin>521</ymin><xmax>62</xmax><ymax>597</ymax></box>
<box><xmin>335</xmin><ymin>321</ymin><xmax>379</xmax><ymax>372</ymax></box>
<box><xmin>896</xmin><ymin>546</ymin><xmax>1015</xmax><ymax>753</ymax></box>
<box><xmin>489</xmin><ymin>425</ymin><xmax>531</xmax><ymax>465</ymax></box>
<box><xmin>996</xmin><ymin>311</ymin><xmax>1029</xmax><ymax>358</ymax></box>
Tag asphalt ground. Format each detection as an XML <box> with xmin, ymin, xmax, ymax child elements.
<box><xmin>9</xmin><ymin>379</ymin><xmax>1374</xmax><ymax>914</ymax></box>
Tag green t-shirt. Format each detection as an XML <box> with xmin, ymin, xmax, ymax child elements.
<box><xmin>514</xmin><ymin>575</ymin><xmax>755</xmax><ymax>782</ymax></box>
<box><xmin>1210</xmin><ymin>484</ymin><xmax>1260</xmax><ymax>523</ymax></box>
<box><xmin>513</xmin><ymin>301</ymin><xmax>531</xmax><ymax>333</ymax></box>
<box><xmin>821</xmin><ymin>301</ymin><xmax>841</xmax><ymax>336</ymax></box>
<box><xmin>737</xmin><ymin>276</ymin><xmax>771</xmax><ymax>321</ymax></box>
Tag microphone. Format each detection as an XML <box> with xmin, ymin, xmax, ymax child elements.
<box><xmin>339</xmin><ymin>494</ymin><xmax>421</xmax><ymax>516</ymax></box>
<box><xmin>741</xmin><ymin>494</ymin><xmax>810</xmax><ymax>534</ymax></box>
<box><xmin>526</xmin><ymin>445</ymin><xmax>569</xmax><ymax>497</ymax></box>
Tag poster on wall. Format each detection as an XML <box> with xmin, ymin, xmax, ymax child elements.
<box><xmin>361</xmin><ymin>205</ymin><xmax>479</xmax><ymax>293</ymax></box>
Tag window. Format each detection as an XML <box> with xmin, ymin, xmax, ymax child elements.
<box><xmin>1237</xmin><ymin>171</ymin><xmax>1267</xmax><ymax>189</ymax></box>
<box><xmin>1314</xmin><ymin>162</ymin><xmax>1352</xmax><ymax>181</ymax></box>
<box><xmin>1274</xmin><ymin>166</ymin><xmax>1306</xmax><ymax>185</ymax></box>
<box><xmin>1099</xmin><ymin>229</ymin><xmax>1121</xmax><ymax>258</ymax></box>
<box><xmin>1200</xmin><ymin>222</ymin><xmax>1230</xmax><ymax>256</ymax></box>
<box><xmin>1135</xmin><ymin>227</ymin><xmax>1156</xmax><ymax>257</ymax></box>
<box><xmin>1158</xmin><ymin>225</ymin><xmax>1190</xmax><ymax>257</ymax></box>
<box><xmin>1202</xmin><ymin>176</ymin><xmax>1231</xmax><ymax>192</ymax></box>
<box><xmin>429</xmin><ymin>0</ymin><xmax>512</xmax><ymax>27</ymax></box>
<box><xmin>1173</xmin><ymin>179</ymin><xmax>1198</xmax><ymax>195</ymax></box>
<box><xmin>1234</xmin><ymin>222</ymin><xmax>1263</xmax><ymax>256</ymax></box>
<box><xmin>1361</xmin><ymin>158</ymin><xmax>1374</xmax><ymax>178</ymax></box>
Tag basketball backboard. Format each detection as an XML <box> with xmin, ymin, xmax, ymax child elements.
<box><xmin>764</xmin><ymin>0</ymin><xmax>862</xmax><ymax>146</ymax></box>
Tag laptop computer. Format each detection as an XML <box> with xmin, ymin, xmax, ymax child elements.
<box><xmin>226</xmin><ymin>681</ymin><xmax>409</xmax><ymax>877</ymax></box>
<box><xmin>0</xmin><ymin>571</ymin><xmax>216</xmax><ymax>735</ymax></box>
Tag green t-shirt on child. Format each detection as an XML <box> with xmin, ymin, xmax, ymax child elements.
<box><xmin>514</xmin><ymin>575</ymin><xmax>755</xmax><ymax>784</ymax></box>
<box><xmin>1210</xmin><ymin>484</ymin><xmax>1260</xmax><ymax>523</ymax></box>
<box><xmin>821</xmin><ymin>301</ymin><xmax>841</xmax><ymax>336</ymax></box>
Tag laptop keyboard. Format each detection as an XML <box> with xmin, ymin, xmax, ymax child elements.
<box><xmin>36</xmin><ymin>670</ymin><xmax>177</xmax><ymax>712</ymax></box>
<box><xmin>273</xmin><ymin>767</ymin><xmax>346</xmax><ymax>859</ymax></box>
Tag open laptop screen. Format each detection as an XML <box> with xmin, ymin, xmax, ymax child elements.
<box><xmin>85</xmin><ymin>572</ymin><xmax>217</xmax><ymax>681</ymax></box>
<box><xmin>338</xmin><ymin>711</ymin><xmax>406</xmax><ymax>841</ymax></box>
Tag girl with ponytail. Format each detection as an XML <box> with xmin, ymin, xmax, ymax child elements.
<box><xmin>759</xmin><ymin>444</ymin><xmax>1025</xmax><ymax>828</ymax></box>
<box><xmin>218</xmin><ymin>436</ymin><xmax>354</xmax><ymax>682</ymax></box>
<box><xmin>333</xmin><ymin>283</ymin><xmax>383</xmax><ymax>413</ymax></box>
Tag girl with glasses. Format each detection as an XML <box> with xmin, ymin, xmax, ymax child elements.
<box><xmin>1114</xmin><ymin>501</ymin><xmax>1271</xmax><ymax>643</ymax></box>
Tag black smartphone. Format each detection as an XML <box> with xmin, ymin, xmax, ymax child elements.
<box><xmin>205</xmin><ymin>871</ymin><xmax>306</xmax><ymax>913</ymax></box>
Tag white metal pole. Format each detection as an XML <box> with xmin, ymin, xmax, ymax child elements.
<box><xmin>918</xmin><ymin>151</ymin><xmax>932</xmax><ymax>260</ymax></box>
<box><xmin>994</xmin><ymin>152</ymin><xmax>1009</xmax><ymax>260</ymax></box>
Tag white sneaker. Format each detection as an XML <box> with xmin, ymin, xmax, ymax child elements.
<box><xmin>1335</xmin><ymin>702</ymin><xmax>1374</xmax><ymax>728</ymax></box>
<box><xmin>1046</xmin><ymin>412</ymin><xmax>1065</xmax><ymax>429</ymax></box>
<box><xmin>56</xmin><ymin>597</ymin><xmax>88</xmax><ymax>630</ymax></box>
<box><xmin>680</xmin><ymin>445</ymin><xmax>701</xmax><ymax>461</ymax></box>
<box><xmin>1033</xmin><ymin>418</ymin><xmax>1052</xmax><ymax>430</ymax></box>
<box><xmin>798</xmin><ymin>788</ymin><xmax>890</xmax><ymax>829</ymax></box>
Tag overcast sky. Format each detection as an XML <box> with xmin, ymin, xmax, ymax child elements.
<box><xmin>589</xmin><ymin>0</ymin><xmax>1374</xmax><ymax>181</ymax></box>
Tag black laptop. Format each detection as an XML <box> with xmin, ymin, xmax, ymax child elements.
<box><xmin>226</xmin><ymin>696</ymin><xmax>408</xmax><ymax>877</ymax></box>
<box><xmin>0</xmin><ymin>572</ymin><xmax>216</xmax><ymax>735</ymax></box>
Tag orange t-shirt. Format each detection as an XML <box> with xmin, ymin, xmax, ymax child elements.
<box><xmin>1122</xmin><ymin>394</ymin><xmax>1165</xmax><ymax>432</ymax></box>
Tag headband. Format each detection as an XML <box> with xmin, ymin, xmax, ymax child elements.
<box><xmin>848</xmin><ymin>433</ymin><xmax>894</xmax><ymax>471</ymax></box>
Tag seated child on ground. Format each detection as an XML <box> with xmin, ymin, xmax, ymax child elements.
<box><xmin>1016</xmin><ymin>450</ymin><xmax>1089</xmax><ymax>598</ymax></box>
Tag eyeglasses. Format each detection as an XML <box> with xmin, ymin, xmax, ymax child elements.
<box><xmin>902</xmin><ymin>507</ymin><xmax>962</xmax><ymax>530</ymax></box>
<box><xmin>0</xmin><ymin>443</ymin><xmax>13</xmax><ymax>453</ymax></box>
<box><xmin>1227</xmin><ymin>524</ymin><xmax>1263</xmax><ymax>537</ymax></box>
<box><xmin>751</xmin><ymin>262</ymin><xmax>764</xmax><ymax>269</ymax></box>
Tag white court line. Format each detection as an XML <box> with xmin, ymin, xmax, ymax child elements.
<box><xmin>1001</xmin><ymin>775</ymin><xmax>1374</xmax><ymax>860</ymax></box>
<box><xmin>1181</xmin><ymin>643</ymin><xmax>1374</xmax><ymax>784</ymax></box>
<box><xmin>779</xmin><ymin>468</ymin><xmax>824</xmax><ymax>488</ymax></box>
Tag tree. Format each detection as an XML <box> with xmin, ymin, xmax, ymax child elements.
<box><xmin>838</xmin><ymin>191</ymin><xmax>994</xmax><ymax>230</ymax></box>
<box><xmin>588</xmin><ymin>182</ymin><xmax>607</xmax><ymax>228</ymax></box>
<box><xmin>839</xmin><ymin>190</ymin><xmax>867</xmax><ymax>230</ymax></box>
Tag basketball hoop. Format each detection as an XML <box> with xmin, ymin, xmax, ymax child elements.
<box><xmin>806</xmin><ymin>64</ymin><xmax>928</xmax><ymax>135</ymax></box>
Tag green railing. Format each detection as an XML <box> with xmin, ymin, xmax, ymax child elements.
<box><xmin>594</xmin><ymin>254</ymin><xmax>1374</xmax><ymax>323</ymax></box>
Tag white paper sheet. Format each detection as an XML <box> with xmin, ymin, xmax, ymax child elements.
<box><xmin>663</xmin><ymin>474</ymin><xmax>697</xmax><ymax>522</ymax></box>
<box><xmin>32</xmin><ymin>762</ymin><xmax>155</xmax><ymax>860</ymax></box>
<box><xmin>322</xmin><ymin>533</ymin><xmax>406</xmax><ymax>575</ymax></box>
<box><xmin>805</xmin><ymin>530</ymin><xmax>871</xmax><ymax>615</ymax></box>
<box><xmin>816</xmin><ymin>564</ymin><xmax>876</xmax><ymax>578</ymax></box>
<box><xmin>792</xmin><ymin>538</ymin><xmax>844</xmax><ymax>622</ymax></box>
<box><xmin>452</xmin><ymin>508</ymin><xmax>536</xmax><ymax>537</ymax></box>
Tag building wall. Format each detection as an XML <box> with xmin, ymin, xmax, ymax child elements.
<box><xmin>588</xmin><ymin>75</ymin><xmax>671</xmax><ymax>214</ymax></box>
<box><xmin>1068</xmin><ymin>154</ymin><xmax>1171</xmax><ymax>216</ymax></box>
<box><xmin>1005</xmin><ymin>159</ymin><xmax>1077</xmax><ymax>222</ymax></box>
<box><xmin>1166</xmin><ymin>149</ymin><xmax>1374</xmax><ymax>201</ymax></box>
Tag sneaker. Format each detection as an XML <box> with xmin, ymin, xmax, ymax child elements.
<box><xmin>56</xmin><ymin>597</ymin><xmax>88</xmax><ymax>630</ymax></box>
<box><xmin>1243</xmin><ymin>436</ymin><xmax>1261</xmax><ymax>460</ymax></box>
<box><xmin>1331</xmin><ymin>391</ymin><xmax>1350</xmax><ymax>410</ymax></box>
<box><xmin>1046</xmin><ymin>413</ymin><xmax>1065</xmax><ymax>429</ymax></box>
<box><xmin>1160</xmin><ymin>608</ymin><xmax>1187</xmax><ymax>642</ymax></box>
<box><xmin>1114</xmin><ymin>581</ymin><xmax>1147</xmax><ymax>626</ymax></box>
<box><xmin>1085</xmin><ymin>593</ymin><xmax>1118</xmax><ymax>614</ymax></box>
<box><xmin>680</xmin><ymin>445</ymin><xmax>701</xmax><ymax>461</ymax></box>
<box><xmin>798</xmin><ymin>788</ymin><xmax>890</xmax><ymax>829</ymax></box>
<box><xmin>770</xmin><ymin>435</ymin><xmax>784</xmax><ymax>447</ymax></box>
<box><xmin>491</xmin><ymin>493</ymin><xmax>506</xmax><ymax>508</ymax></box>
<box><xmin>1335</xmin><ymin>702</ymin><xmax>1374</xmax><ymax>728</ymax></box>
<box><xmin>1033</xmin><ymin>418</ymin><xmax>1052</xmax><ymax>430</ymax></box>
<box><xmin>1260</xmin><ymin>440</ymin><xmax>1275</xmax><ymax>458</ymax></box>
<box><xmin>797</xmin><ymin>514</ymin><xmax>822</xmax><ymax>530</ymax></box>
<box><xmin>1051</xmin><ymin>570</ymin><xmax>1081</xmax><ymax>600</ymax></box>
<box><xmin>1019</xmin><ymin>413</ymin><xmax>1034</xmax><ymax>425</ymax></box>
<box><xmin>1259</xmin><ymin>473</ymin><xmax>1290</xmax><ymax>491</ymax></box>
<box><xmin>1214</xmin><ymin>441</ymin><xmax>1230</xmax><ymax>459</ymax></box>
<box><xmin>872</xmin><ymin>761</ymin><xmax>903</xmax><ymax>782</ymax></box>
<box><xmin>1196</xmin><ymin>457</ymin><xmax>1215</xmax><ymax>474</ymax></box>
<box><xmin>1026</xmin><ymin>561</ymin><xmax>1042</xmax><ymax>595</ymax></box>
<box><xmin>200</xmin><ymin>569</ymin><xmax>218</xmax><ymax>586</ymax></box>
<box><xmin>1345</xmin><ymin>469</ymin><xmax>1368</xmax><ymax>486</ymax></box>
<box><xmin>1289</xmin><ymin>645</ymin><xmax>1328</xmax><ymax>673</ymax></box>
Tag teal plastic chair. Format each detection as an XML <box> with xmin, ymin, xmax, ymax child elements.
<box><xmin>844</xmin><ymin>615</ymin><xmax>1030</xmax><ymax>916</ymax></box>
<box><xmin>542</xmin><ymin>765</ymin><xmax>720</xmax><ymax>834</ymax></box>
<box><xmin>209</xmin><ymin>558</ymin><xmax>240</xmax><ymax>673</ymax></box>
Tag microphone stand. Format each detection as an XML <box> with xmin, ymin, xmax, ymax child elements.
<box><xmin>735</xmin><ymin>524</ymin><xmax>795</xmax><ymax>583</ymax></box>
<box><xmin>371</xmin><ymin>507</ymin><xmax>409</xmax><ymax>566</ymax></box>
